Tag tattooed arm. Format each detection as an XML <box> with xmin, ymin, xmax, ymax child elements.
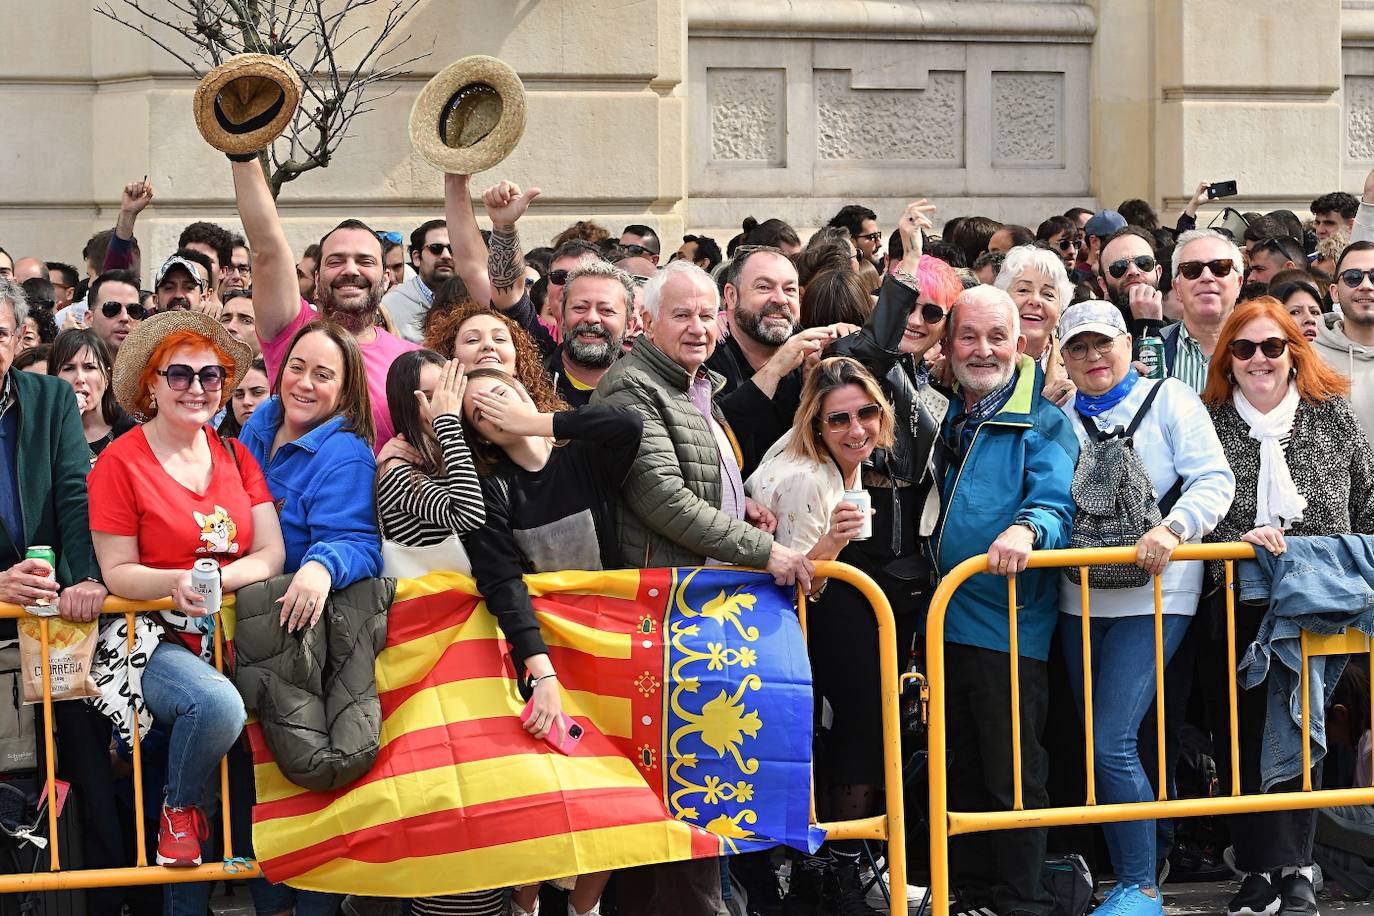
<box><xmin>483</xmin><ymin>180</ymin><xmax>542</xmax><ymax>310</ymax></box>
<box><xmin>444</xmin><ymin>172</ymin><xmax>493</xmax><ymax>308</ymax></box>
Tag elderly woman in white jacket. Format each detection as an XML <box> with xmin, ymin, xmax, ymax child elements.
<box><xmin>1054</xmin><ymin>301</ymin><xmax>1235</xmax><ymax>916</ymax></box>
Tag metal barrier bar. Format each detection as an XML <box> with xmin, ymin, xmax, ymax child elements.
<box><xmin>1153</xmin><ymin>576</ymin><xmax>1166</xmax><ymax>802</ymax></box>
<box><xmin>1301</xmin><ymin>631</ymin><xmax>1313</xmax><ymax>792</ymax></box>
<box><xmin>38</xmin><ymin>618</ymin><xmax>58</xmax><ymax>870</ymax></box>
<box><xmin>1078</xmin><ymin>571</ymin><xmax>1094</xmax><ymax>806</ymax></box>
<box><xmin>1225</xmin><ymin>559</ymin><xmax>1241</xmax><ymax>796</ymax></box>
<box><xmin>1007</xmin><ymin>577</ymin><xmax>1023</xmax><ymax>811</ymax></box>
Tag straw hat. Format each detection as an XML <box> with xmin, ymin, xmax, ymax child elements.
<box><xmin>112</xmin><ymin>311</ymin><xmax>254</xmax><ymax>419</ymax></box>
<box><xmin>408</xmin><ymin>55</ymin><xmax>527</xmax><ymax>175</ymax></box>
<box><xmin>193</xmin><ymin>54</ymin><xmax>303</xmax><ymax>156</ymax></box>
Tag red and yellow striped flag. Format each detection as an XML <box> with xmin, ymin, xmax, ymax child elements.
<box><xmin>247</xmin><ymin>568</ymin><xmax>819</xmax><ymax>896</ymax></box>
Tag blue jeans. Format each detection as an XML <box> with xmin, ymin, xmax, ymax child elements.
<box><xmin>142</xmin><ymin>641</ymin><xmax>246</xmax><ymax>916</ymax></box>
<box><xmin>1060</xmin><ymin>613</ymin><xmax>1190</xmax><ymax>887</ymax></box>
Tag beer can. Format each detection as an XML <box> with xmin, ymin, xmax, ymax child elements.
<box><xmin>24</xmin><ymin>546</ymin><xmax>56</xmax><ymax>607</ymax></box>
<box><xmin>1138</xmin><ymin>335</ymin><xmax>1166</xmax><ymax>380</ymax></box>
<box><xmin>843</xmin><ymin>488</ymin><xmax>873</xmax><ymax>541</ymax></box>
<box><xmin>191</xmin><ymin>559</ymin><xmax>222</xmax><ymax>621</ymax></box>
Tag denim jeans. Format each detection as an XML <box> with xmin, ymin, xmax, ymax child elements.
<box><xmin>142</xmin><ymin>641</ymin><xmax>246</xmax><ymax>916</ymax></box>
<box><xmin>1060</xmin><ymin>612</ymin><xmax>1191</xmax><ymax>887</ymax></box>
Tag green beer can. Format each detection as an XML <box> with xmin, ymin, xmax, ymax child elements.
<box><xmin>25</xmin><ymin>545</ymin><xmax>57</xmax><ymax>610</ymax></box>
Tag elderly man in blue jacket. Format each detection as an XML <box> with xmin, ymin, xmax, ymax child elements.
<box><xmin>929</xmin><ymin>284</ymin><xmax>1078</xmax><ymax>916</ymax></box>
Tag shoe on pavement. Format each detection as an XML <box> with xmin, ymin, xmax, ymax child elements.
<box><xmin>1092</xmin><ymin>885</ymin><xmax>1163</xmax><ymax>916</ymax></box>
<box><xmin>1228</xmin><ymin>872</ymin><xmax>1281</xmax><ymax>916</ymax></box>
<box><xmin>861</xmin><ymin>862</ymin><xmax>929</xmax><ymax>913</ymax></box>
<box><xmin>1277</xmin><ymin>871</ymin><xmax>1320</xmax><ymax>916</ymax></box>
<box><xmin>155</xmin><ymin>803</ymin><xmax>207</xmax><ymax>867</ymax></box>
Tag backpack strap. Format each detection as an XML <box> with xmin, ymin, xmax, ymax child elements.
<box><xmin>219</xmin><ymin>434</ymin><xmax>243</xmax><ymax>477</ymax></box>
<box><xmin>1123</xmin><ymin>378</ymin><xmax>1169</xmax><ymax>438</ymax></box>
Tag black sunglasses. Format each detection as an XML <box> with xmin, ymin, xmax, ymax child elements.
<box><xmin>915</xmin><ymin>302</ymin><xmax>946</xmax><ymax>325</ymax></box>
<box><xmin>822</xmin><ymin>403</ymin><xmax>883</xmax><ymax>430</ymax></box>
<box><xmin>1228</xmin><ymin>337</ymin><xmax>1288</xmax><ymax>360</ymax></box>
<box><xmin>1054</xmin><ymin>236</ymin><xmax>1082</xmax><ymax>253</ymax></box>
<box><xmin>1340</xmin><ymin>268</ymin><xmax>1374</xmax><ymax>289</ymax></box>
<box><xmin>157</xmin><ymin>364</ymin><xmax>228</xmax><ymax>392</ymax></box>
<box><xmin>1106</xmin><ymin>255</ymin><xmax>1157</xmax><ymax>279</ymax></box>
<box><xmin>621</xmin><ymin>244</ymin><xmax>654</xmax><ymax>258</ymax></box>
<box><xmin>101</xmin><ymin>301</ymin><xmax>146</xmax><ymax>320</ymax></box>
<box><xmin>549</xmin><ymin>269</ymin><xmax>570</xmax><ymax>286</ymax></box>
<box><xmin>856</xmin><ymin>231</ymin><xmax>883</xmax><ymax>243</ymax></box>
<box><xmin>424</xmin><ymin>243</ymin><xmax>452</xmax><ymax>257</ymax></box>
<box><xmin>1177</xmin><ymin>259</ymin><xmax>1237</xmax><ymax>280</ymax></box>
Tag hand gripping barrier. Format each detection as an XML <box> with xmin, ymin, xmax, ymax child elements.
<box><xmin>0</xmin><ymin>560</ymin><xmax>909</xmax><ymax>900</ymax></box>
<box><xmin>924</xmin><ymin>543</ymin><xmax>1374</xmax><ymax>916</ymax></box>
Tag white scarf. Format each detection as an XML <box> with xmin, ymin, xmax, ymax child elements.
<box><xmin>1232</xmin><ymin>383</ymin><xmax>1306</xmax><ymax>529</ymax></box>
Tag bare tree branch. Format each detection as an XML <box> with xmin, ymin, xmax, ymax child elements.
<box><xmin>97</xmin><ymin>0</ymin><xmax>430</xmax><ymax>197</ymax></box>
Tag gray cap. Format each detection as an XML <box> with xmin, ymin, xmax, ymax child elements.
<box><xmin>1084</xmin><ymin>209</ymin><xmax>1127</xmax><ymax>239</ymax></box>
<box><xmin>1058</xmin><ymin>299</ymin><xmax>1129</xmax><ymax>345</ymax></box>
<box><xmin>154</xmin><ymin>255</ymin><xmax>207</xmax><ymax>290</ymax></box>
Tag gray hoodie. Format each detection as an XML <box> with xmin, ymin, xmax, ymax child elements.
<box><xmin>380</xmin><ymin>275</ymin><xmax>430</xmax><ymax>344</ymax></box>
<box><xmin>1313</xmin><ymin>318</ymin><xmax>1374</xmax><ymax>439</ymax></box>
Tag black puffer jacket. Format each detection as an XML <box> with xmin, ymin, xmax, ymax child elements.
<box><xmin>233</xmin><ymin>575</ymin><xmax>395</xmax><ymax>792</ymax></box>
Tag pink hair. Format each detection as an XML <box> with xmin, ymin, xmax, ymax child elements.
<box><xmin>916</xmin><ymin>255</ymin><xmax>963</xmax><ymax>309</ymax></box>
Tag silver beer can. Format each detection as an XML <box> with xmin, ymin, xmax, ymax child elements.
<box><xmin>191</xmin><ymin>559</ymin><xmax>222</xmax><ymax>619</ymax></box>
<box><xmin>843</xmin><ymin>488</ymin><xmax>873</xmax><ymax>540</ymax></box>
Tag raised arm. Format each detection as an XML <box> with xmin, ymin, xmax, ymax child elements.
<box><xmin>483</xmin><ymin>179</ymin><xmax>541</xmax><ymax>310</ymax></box>
<box><xmin>102</xmin><ymin>180</ymin><xmax>153</xmax><ymax>272</ymax></box>
<box><xmin>231</xmin><ymin>158</ymin><xmax>301</xmax><ymax>342</ymax></box>
<box><xmin>444</xmin><ymin>173</ymin><xmax>493</xmax><ymax>308</ymax></box>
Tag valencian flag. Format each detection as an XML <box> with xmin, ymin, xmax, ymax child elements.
<box><xmin>246</xmin><ymin>567</ymin><xmax>825</xmax><ymax>896</ymax></box>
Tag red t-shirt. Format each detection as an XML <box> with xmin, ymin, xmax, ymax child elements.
<box><xmin>88</xmin><ymin>427</ymin><xmax>274</xmax><ymax>653</ymax></box>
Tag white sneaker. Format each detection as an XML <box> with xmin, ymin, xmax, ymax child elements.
<box><xmin>862</xmin><ymin>862</ymin><xmax>928</xmax><ymax>913</ymax></box>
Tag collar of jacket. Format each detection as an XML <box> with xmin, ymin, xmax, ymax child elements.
<box><xmin>629</xmin><ymin>336</ymin><xmax>727</xmax><ymax>395</ymax></box>
<box><xmin>252</xmin><ymin>396</ymin><xmax>351</xmax><ymax>456</ymax></box>
<box><xmin>950</xmin><ymin>353</ymin><xmax>1038</xmax><ymax>428</ymax></box>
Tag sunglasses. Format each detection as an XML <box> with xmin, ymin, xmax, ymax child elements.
<box><xmin>1228</xmin><ymin>337</ymin><xmax>1288</xmax><ymax>360</ymax></box>
<box><xmin>822</xmin><ymin>403</ymin><xmax>883</xmax><ymax>430</ymax></box>
<box><xmin>101</xmin><ymin>301</ymin><xmax>146</xmax><ymax>320</ymax></box>
<box><xmin>1106</xmin><ymin>255</ymin><xmax>1158</xmax><ymax>279</ymax></box>
<box><xmin>915</xmin><ymin>302</ymin><xmax>946</xmax><ymax>325</ymax></box>
<box><xmin>1340</xmin><ymin>268</ymin><xmax>1374</xmax><ymax>288</ymax></box>
<box><xmin>1054</xmin><ymin>236</ymin><xmax>1082</xmax><ymax>253</ymax></box>
<box><xmin>424</xmin><ymin>243</ymin><xmax>452</xmax><ymax>257</ymax></box>
<box><xmin>549</xmin><ymin>269</ymin><xmax>570</xmax><ymax>286</ymax></box>
<box><xmin>157</xmin><ymin>364</ymin><xmax>228</xmax><ymax>392</ymax></box>
<box><xmin>1177</xmin><ymin>259</ymin><xmax>1237</xmax><ymax>280</ymax></box>
<box><xmin>857</xmin><ymin>231</ymin><xmax>883</xmax><ymax>243</ymax></box>
<box><xmin>621</xmin><ymin>244</ymin><xmax>655</xmax><ymax>258</ymax></box>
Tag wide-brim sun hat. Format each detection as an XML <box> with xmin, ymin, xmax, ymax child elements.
<box><xmin>193</xmin><ymin>53</ymin><xmax>303</xmax><ymax>156</ymax></box>
<box><xmin>409</xmin><ymin>55</ymin><xmax>527</xmax><ymax>175</ymax></box>
<box><xmin>112</xmin><ymin>311</ymin><xmax>254</xmax><ymax>418</ymax></box>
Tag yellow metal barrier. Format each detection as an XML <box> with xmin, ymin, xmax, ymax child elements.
<box><xmin>925</xmin><ymin>543</ymin><xmax>1374</xmax><ymax>915</ymax></box>
<box><xmin>0</xmin><ymin>561</ymin><xmax>908</xmax><ymax>902</ymax></box>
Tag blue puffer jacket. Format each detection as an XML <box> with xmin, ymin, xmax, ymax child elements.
<box><xmin>239</xmin><ymin>396</ymin><xmax>382</xmax><ymax>586</ymax></box>
<box><xmin>926</xmin><ymin>355</ymin><xmax>1079</xmax><ymax>660</ymax></box>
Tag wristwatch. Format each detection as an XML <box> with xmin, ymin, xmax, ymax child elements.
<box><xmin>1164</xmin><ymin>519</ymin><xmax>1186</xmax><ymax>541</ymax></box>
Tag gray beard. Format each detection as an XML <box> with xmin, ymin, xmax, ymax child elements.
<box><xmin>734</xmin><ymin>305</ymin><xmax>796</xmax><ymax>347</ymax></box>
<box><xmin>565</xmin><ymin>323</ymin><xmax>623</xmax><ymax>368</ymax></box>
<box><xmin>953</xmin><ymin>360</ymin><xmax>1015</xmax><ymax>399</ymax></box>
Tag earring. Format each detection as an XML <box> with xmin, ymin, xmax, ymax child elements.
<box><xmin>1289</xmin><ymin>366</ymin><xmax>1298</xmax><ymax>379</ymax></box>
<box><xmin>149</xmin><ymin>394</ymin><xmax>157</xmax><ymax>410</ymax></box>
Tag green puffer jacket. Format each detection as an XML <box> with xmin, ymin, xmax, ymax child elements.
<box><xmin>232</xmin><ymin>574</ymin><xmax>395</xmax><ymax>792</ymax></box>
<box><xmin>592</xmin><ymin>337</ymin><xmax>773</xmax><ymax>569</ymax></box>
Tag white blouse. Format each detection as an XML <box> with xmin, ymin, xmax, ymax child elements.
<box><xmin>744</xmin><ymin>430</ymin><xmax>847</xmax><ymax>554</ymax></box>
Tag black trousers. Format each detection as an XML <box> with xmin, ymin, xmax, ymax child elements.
<box><xmin>945</xmin><ymin>643</ymin><xmax>1055</xmax><ymax>916</ymax></box>
<box><xmin>1201</xmin><ymin>592</ymin><xmax>1321</xmax><ymax>872</ymax></box>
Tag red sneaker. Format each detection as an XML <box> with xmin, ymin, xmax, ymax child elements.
<box><xmin>156</xmin><ymin>804</ymin><xmax>207</xmax><ymax>867</ymax></box>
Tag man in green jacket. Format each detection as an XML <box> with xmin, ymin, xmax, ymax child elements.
<box><xmin>591</xmin><ymin>260</ymin><xmax>812</xmax><ymax>916</ymax></box>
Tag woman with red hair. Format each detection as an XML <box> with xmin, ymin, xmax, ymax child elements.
<box><xmin>1201</xmin><ymin>296</ymin><xmax>1374</xmax><ymax>915</ymax></box>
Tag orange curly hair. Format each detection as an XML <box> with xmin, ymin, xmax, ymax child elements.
<box><xmin>423</xmin><ymin>301</ymin><xmax>566</xmax><ymax>412</ymax></box>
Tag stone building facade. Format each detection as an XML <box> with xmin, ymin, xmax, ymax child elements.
<box><xmin>0</xmin><ymin>0</ymin><xmax>1365</xmax><ymax>281</ymax></box>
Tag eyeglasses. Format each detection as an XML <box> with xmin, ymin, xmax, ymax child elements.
<box><xmin>1228</xmin><ymin>337</ymin><xmax>1288</xmax><ymax>360</ymax></box>
<box><xmin>1340</xmin><ymin>268</ymin><xmax>1374</xmax><ymax>288</ymax></box>
<box><xmin>822</xmin><ymin>403</ymin><xmax>883</xmax><ymax>430</ymax></box>
<box><xmin>621</xmin><ymin>244</ymin><xmax>654</xmax><ymax>258</ymax></box>
<box><xmin>857</xmin><ymin>231</ymin><xmax>883</xmax><ymax>243</ymax></box>
<box><xmin>1177</xmin><ymin>259</ymin><xmax>1237</xmax><ymax>280</ymax></box>
<box><xmin>101</xmin><ymin>301</ymin><xmax>146</xmax><ymax>320</ymax></box>
<box><xmin>1054</xmin><ymin>236</ymin><xmax>1082</xmax><ymax>253</ymax></box>
<box><xmin>549</xmin><ymin>269</ymin><xmax>570</xmax><ymax>286</ymax></box>
<box><xmin>916</xmin><ymin>302</ymin><xmax>946</xmax><ymax>325</ymax></box>
<box><xmin>157</xmin><ymin>364</ymin><xmax>228</xmax><ymax>392</ymax></box>
<box><xmin>1106</xmin><ymin>255</ymin><xmax>1158</xmax><ymax>279</ymax></box>
<box><xmin>424</xmin><ymin>243</ymin><xmax>452</xmax><ymax>257</ymax></box>
<box><xmin>1063</xmin><ymin>336</ymin><xmax>1121</xmax><ymax>360</ymax></box>
<box><xmin>225</xmin><ymin>262</ymin><xmax>252</xmax><ymax>275</ymax></box>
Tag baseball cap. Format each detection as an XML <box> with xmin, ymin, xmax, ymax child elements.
<box><xmin>1057</xmin><ymin>300</ymin><xmax>1128</xmax><ymax>345</ymax></box>
<box><xmin>1083</xmin><ymin>209</ymin><xmax>1127</xmax><ymax>239</ymax></box>
<box><xmin>154</xmin><ymin>255</ymin><xmax>207</xmax><ymax>290</ymax></box>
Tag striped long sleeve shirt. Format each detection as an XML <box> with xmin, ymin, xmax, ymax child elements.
<box><xmin>375</xmin><ymin>414</ymin><xmax>486</xmax><ymax>546</ymax></box>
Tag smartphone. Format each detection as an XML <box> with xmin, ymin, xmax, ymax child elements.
<box><xmin>521</xmin><ymin>698</ymin><xmax>585</xmax><ymax>755</ymax></box>
<box><xmin>1207</xmin><ymin>180</ymin><xmax>1238</xmax><ymax>200</ymax></box>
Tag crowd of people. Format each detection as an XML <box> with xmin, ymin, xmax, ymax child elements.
<box><xmin>4</xmin><ymin>148</ymin><xmax>1374</xmax><ymax>916</ymax></box>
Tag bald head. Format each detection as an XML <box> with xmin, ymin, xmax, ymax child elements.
<box><xmin>948</xmin><ymin>285</ymin><xmax>1025</xmax><ymax>402</ymax></box>
<box><xmin>13</xmin><ymin>257</ymin><xmax>45</xmax><ymax>284</ymax></box>
<box><xmin>950</xmin><ymin>284</ymin><xmax>1020</xmax><ymax>341</ymax></box>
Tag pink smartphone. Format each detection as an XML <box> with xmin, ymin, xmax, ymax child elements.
<box><xmin>521</xmin><ymin>698</ymin><xmax>584</xmax><ymax>755</ymax></box>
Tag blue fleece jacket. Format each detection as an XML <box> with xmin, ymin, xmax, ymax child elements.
<box><xmin>926</xmin><ymin>355</ymin><xmax>1080</xmax><ymax>660</ymax></box>
<box><xmin>239</xmin><ymin>396</ymin><xmax>382</xmax><ymax>587</ymax></box>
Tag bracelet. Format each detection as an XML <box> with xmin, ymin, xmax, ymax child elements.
<box><xmin>226</xmin><ymin>151</ymin><xmax>260</xmax><ymax>163</ymax></box>
<box><xmin>892</xmin><ymin>268</ymin><xmax>921</xmax><ymax>293</ymax></box>
<box><xmin>530</xmin><ymin>673</ymin><xmax>557</xmax><ymax>685</ymax></box>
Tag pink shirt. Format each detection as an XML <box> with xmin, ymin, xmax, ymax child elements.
<box><xmin>259</xmin><ymin>303</ymin><xmax>418</xmax><ymax>450</ymax></box>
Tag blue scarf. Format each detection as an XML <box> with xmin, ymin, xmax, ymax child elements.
<box><xmin>1075</xmin><ymin>368</ymin><xmax>1139</xmax><ymax>418</ymax></box>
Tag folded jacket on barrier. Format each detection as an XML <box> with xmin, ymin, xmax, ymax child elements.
<box><xmin>232</xmin><ymin>574</ymin><xmax>395</xmax><ymax>792</ymax></box>
<box><xmin>1235</xmin><ymin>534</ymin><xmax>1374</xmax><ymax>790</ymax></box>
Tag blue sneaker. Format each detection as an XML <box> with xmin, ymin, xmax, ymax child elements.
<box><xmin>1093</xmin><ymin>885</ymin><xmax>1163</xmax><ymax>916</ymax></box>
